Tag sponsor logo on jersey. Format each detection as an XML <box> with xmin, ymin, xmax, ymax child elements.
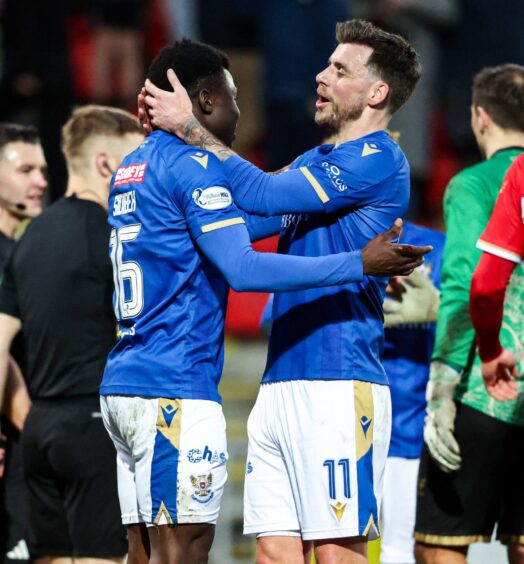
<box><xmin>321</xmin><ymin>161</ymin><xmax>348</xmax><ymax>192</ymax></box>
<box><xmin>191</xmin><ymin>473</ymin><xmax>214</xmax><ymax>503</ymax></box>
<box><xmin>361</xmin><ymin>142</ymin><xmax>381</xmax><ymax>157</ymax></box>
<box><xmin>192</xmin><ymin>187</ymin><xmax>233</xmax><ymax>210</ymax></box>
<box><xmin>113</xmin><ymin>190</ymin><xmax>137</xmax><ymax>216</ymax></box>
<box><xmin>187</xmin><ymin>445</ymin><xmax>227</xmax><ymax>465</ymax></box>
<box><xmin>114</xmin><ymin>163</ymin><xmax>147</xmax><ymax>187</ymax></box>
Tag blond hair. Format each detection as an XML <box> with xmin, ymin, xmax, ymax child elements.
<box><xmin>61</xmin><ymin>105</ymin><xmax>143</xmax><ymax>173</ymax></box>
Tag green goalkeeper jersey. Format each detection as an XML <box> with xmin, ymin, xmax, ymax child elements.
<box><xmin>433</xmin><ymin>147</ymin><xmax>524</xmax><ymax>426</ymax></box>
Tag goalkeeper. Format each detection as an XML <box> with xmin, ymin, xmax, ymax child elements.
<box><xmin>380</xmin><ymin>221</ymin><xmax>444</xmax><ymax>564</ymax></box>
<box><xmin>414</xmin><ymin>64</ymin><xmax>524</xmax><ymax>564</ymax></box>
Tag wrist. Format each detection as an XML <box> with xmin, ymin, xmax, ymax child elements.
<box><xmin>427</xmin><ymin>361</ymin><xmax>461</xmax><ymax>401</ymax></box>
<box><xmin>478</xmin><ymin>339</ymin><xmax>503</xmax><ymax>363</ymax></box>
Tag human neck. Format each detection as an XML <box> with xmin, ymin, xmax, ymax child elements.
<box><xmin>0</xmin><ymin>208</ymin><xmax>21</xmax><ymax>239</ymax></box>
<box><xmin>483</xmin><ymin>130</ymin><xmax>524</xmax><ymax>159</ymax></box>
<box><xmin>66</xmin><ymin>175</ymin><xmax>108</xmax><ymax>210</ymax></box>
<box><xmin>333</xmin><ymin>111</ymin><xmax>390</xmax><ymax>147</ymax></box>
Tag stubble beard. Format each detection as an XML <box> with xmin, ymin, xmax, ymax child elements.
<box><xmin>315</xmin><ymin>98</ymin><xmax>367</xmax><ymax>135</ymax></box>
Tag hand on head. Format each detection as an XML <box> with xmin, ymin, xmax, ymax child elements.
<box><xmin>140</xmin><ymin>69</ymin><xmax>194</xmax><ymax>135</ymax></box>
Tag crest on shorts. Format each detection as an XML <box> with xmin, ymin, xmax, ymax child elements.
<box><xmin>190</xmin><ymin>473</ymin><xmax>214</xmax><ymax>504</ymax></box>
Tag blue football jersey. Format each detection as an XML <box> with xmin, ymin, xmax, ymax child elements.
<box><xmin>383</xmin><ymin>222</ymin><xmax>445</xmax><ymax>458</ymax></box>
<box><xmin>100</xmin><ymin>131</ymin><xmax>246</xmax><ymax>402</ymax></box>
<box><xmin>263</xmin><ymin>130</ymin><xmax>410</xmax><ymax>385</ymax></box>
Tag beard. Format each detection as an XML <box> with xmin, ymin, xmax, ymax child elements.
<box><xmin>314</xmin><ymin>97</ymin><xmax>367</xmax><ymax>134</ymax></box>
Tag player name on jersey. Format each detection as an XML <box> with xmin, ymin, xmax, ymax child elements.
<box><xmin>113</xmin><ymin>191</ymin><xmax>137</xmax><ymax>217</ymax></box>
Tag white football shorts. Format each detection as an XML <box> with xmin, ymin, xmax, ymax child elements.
<box><xmin>380</xmin><ymin>457</ymin><xmax>420</xmax><ymax>563</ymax></box>
<box><xmin>100</xmin><ymin>395</ymin><xmax>228</xmax><ymax>526</ymax></box>
<box><xmin>243</xmin><ymin>379</ymin><xmax>391</xmax><ymax>541</ymax></box>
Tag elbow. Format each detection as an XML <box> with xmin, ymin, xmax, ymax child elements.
<box><xmin>222</xmin><ymin>269</ymin><xmax>251</xmax><ymax>292</ymax></box>
<box><xmin>229</xmin><ymin>278</ymin><xmax>249</xmax><ymax>292</ymax></box>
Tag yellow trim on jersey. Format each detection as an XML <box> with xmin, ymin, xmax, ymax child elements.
<box><xmin>476</xmin><ymin>239</ymin><xmax>522</xmax><ymax>264</ymax></box>
<box><xmin>355</xmin><ymin>381</ymin><xmax>374</xmax><ymax>461</ymax></box>
<box><xmin>299</xmin><ymin>167</ymin><xmax>330</xmax><ymax>204</ymax></box>
<box><xmin>414</xmin><ymin>533</ymin><xmax>490</xmax><ymax>546</ymax></box>
<box><xmin>201</xmin><ymin>217</ymin><xmax>245</xmax><ymax>234</ymax></box>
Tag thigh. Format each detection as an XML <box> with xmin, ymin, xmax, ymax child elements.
<box><xmin>497</xmin><ymin>422</ymin><xmax>524</xmax><ymax>544</ymax></box>
<box><xmin>277</xmin><ymin>380</ymin><xmax>391</xmax><ymax>542</ymax></box>
<box><xmin>101</xmin><ymin>395</ymin><xmax>142</xmax><ymax>526</ymax></box>
<box><xmin>415</xmin><ymin>404</ymin><xmax>504</xmax><ymax>546</ymax></box>
<box><xmin>1</xmin><ymin>418</ymin><xmax>31</xmax><ymax>564</ymax></box>
<box><xmin>106</xmin><ymin>396</ymin><xmax>227</xmax><ymax>527</ymax></box>
<box><xmin>243</xmin><ymin>385</ymin><xmax>300</xmax><ymax>536</ymax></box>
<box><xmin>175</xmin><ymin>399</ymin><xmax>228</xmax><ymax>525</ymax></box>
<box><xmin>47</xmin><ymin>399</ymin><xmax>127</xmax><ymax>558</ymax></box>
<box><xmin>21</xmin><ymin>406</ymin><xmax>71</xmax><ymax>558</ymax></box>
<box><xmin>380</xmin><ymin>457</ymin><xmax>419</xmax><ymax>564</ymax></box>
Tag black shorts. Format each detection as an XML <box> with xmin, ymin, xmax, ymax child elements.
<box><xmin>415</xmin><ymin>403</ymin><xmax>524</xmax><ymax>546</ymax></box>
<box><xmin>22</xmin><ymin>397</ymin><xmax>127</xmax><ymax>558</ymax></box>
<box><xmin>0</xmin><ymin>418</ymin><xmax>31</xmax><ymax>564</ymax></box>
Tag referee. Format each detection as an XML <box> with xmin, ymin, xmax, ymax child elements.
<box><xmin>0</xmin><ymin>106</ymin><xmax>144</xmax><ymax>563</ymax></box>
<box><xmin>0</xmin><ymin>123</ymin><xmax>47</xmax><ymax>564</ymax></box>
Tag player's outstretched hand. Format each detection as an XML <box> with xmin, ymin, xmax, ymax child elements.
<box><xmin>481</xmin><ymin>349</ymin><xmax>519</xmax><ymax>402</ymax></box>
<box><xmin>144</xmin><ymin>69</ymin><xmax>194</xmax><ymax>136</ymax></box>
<box><xmin>362</xmin><ymin>219</ymin><xmax>432</xmax><ymax>277</ymax></box>
<box><xmin>383</xmin><ymin>269</ymin><xmax>440</xmax><ymax>327</ymax></box>
<box><xmin>424</xmin><ymin>362</ymin><xmax>462</xmax><ymax>473</ymax></box>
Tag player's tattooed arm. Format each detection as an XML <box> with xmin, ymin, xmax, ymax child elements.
<box><xmin>179</xmin><ymin>116</ymin><xmax>236</xmax><ymax>163</ymax></box>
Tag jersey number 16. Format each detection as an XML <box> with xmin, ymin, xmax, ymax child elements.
<box><xmin>110</xmin><ymin>224</ymin><xmax>144</xmax><ymax>320</ymax></box>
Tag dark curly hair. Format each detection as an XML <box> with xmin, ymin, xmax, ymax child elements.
<box><xmin>147</xmin><ymin>38</ymin><xmax>230</xmax><ymax>98</ymax></box>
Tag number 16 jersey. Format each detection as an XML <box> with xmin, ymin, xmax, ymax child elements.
<box><xmin>100</xmin><ymin>131</ymin><xmax>246</xmax><ymax>403</ymax></box>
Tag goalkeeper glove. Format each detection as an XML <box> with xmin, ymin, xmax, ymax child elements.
<box><xmin>383</xmin><ymin>269</ymin><xmax>440</xmax><ymax>327</ymax></box>
<box><xmin>423</xmin><ymin>361</ymin><xmax>462</xmax><ymax>473</ymax></box>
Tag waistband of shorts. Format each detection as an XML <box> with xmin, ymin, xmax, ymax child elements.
<box><xmin>33</xmin><ymin>394</ymin><xmax>100</xmax><ymax>407</ymax></box>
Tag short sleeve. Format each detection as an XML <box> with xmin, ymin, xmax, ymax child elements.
<box><xmin>297</xmin><ymin>137</ymin><xmax>403</xmax><ymax>214</ymax></box>
<box><xmin>477</xmin><ymin>157</ymin><xmax>524</xmax><ymax>263</ymax></box>
<box><xmin>0</xmin><ymin>250</ymin><xmax>20</xmax><ymax>319</ymax></box>
<box><xmin>168</xmin><ymin>149</ymin><xmax>246</xmax><ymax>240</ymax></box>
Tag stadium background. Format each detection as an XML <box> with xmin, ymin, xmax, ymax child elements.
<box><xmin>2</xmin><ymin>0</ymin><xmax>524</xmax><ymax>562</ymax></box>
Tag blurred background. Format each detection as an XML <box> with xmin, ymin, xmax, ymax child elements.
<box><xmin>2</xmin><ymin>0</ymin><xmax>523</xmax><ymax>562</ymax></box>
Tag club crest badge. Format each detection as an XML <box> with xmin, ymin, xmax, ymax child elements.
<box><xmin>191</xmin><ymin>473</ymin><xmax>214</xmax><ymax>504</ymax></box>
